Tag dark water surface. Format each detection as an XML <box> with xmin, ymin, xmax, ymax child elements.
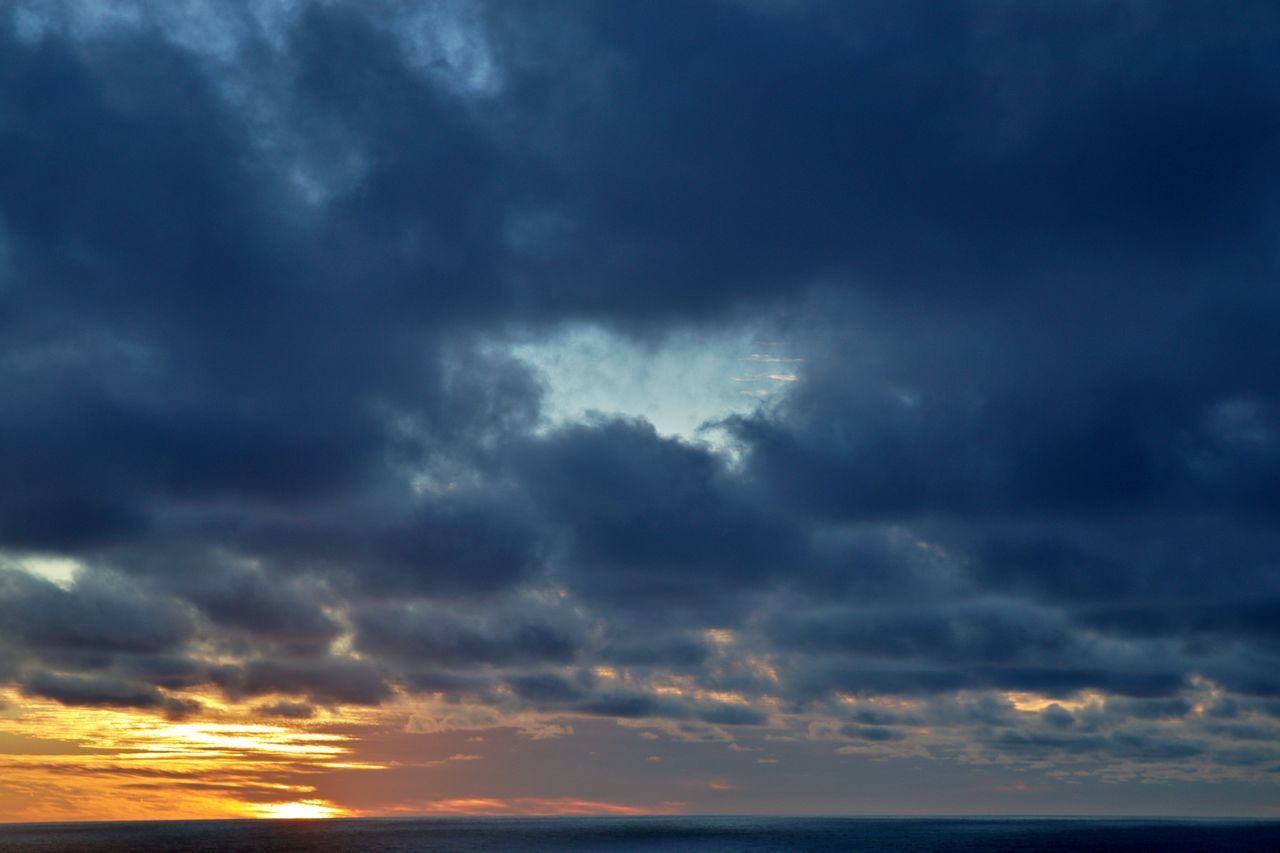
<box><xmin>1</xmin><ymin>816</ymin><xmax>1278</xmax><ymax>852</ymax></box>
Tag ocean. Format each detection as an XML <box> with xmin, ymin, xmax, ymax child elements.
<box><xmin>1</xmin><ymin>816</ymin><xmax>1278</xmax><ymax>852</ymax></box>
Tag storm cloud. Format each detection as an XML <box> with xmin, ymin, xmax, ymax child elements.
<box><xmin>2</xmin><ymin>0</ymin><xmax>1280</xmax><ymax>790</ymax></box>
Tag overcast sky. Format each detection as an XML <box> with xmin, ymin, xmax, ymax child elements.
<box><xmin>2</xmin><ymin>0</ymin><xmax>1280</xmax><ymax>820</ymax></box>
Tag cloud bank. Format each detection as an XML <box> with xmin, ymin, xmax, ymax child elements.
<box><xmin>3</xmin><ymin>0</ymin><xmax>1280</xmax><ymax>803</ymax></box>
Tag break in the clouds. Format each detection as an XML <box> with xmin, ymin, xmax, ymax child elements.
<box><xmin>2</xmin><ymin>0</ymin><xmax>1280</xmax><ymax>819</ymax></box>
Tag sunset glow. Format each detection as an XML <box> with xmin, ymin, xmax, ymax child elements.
<box><xmin>408</xmin><ymin>798</ymin><xmax>686</xmax><ymax>817</ymax></box>
<box><xmin>249</xmin><ymin>801</ymin><xmax>348</xmax><ymax>820</ymax></box>
<box><xmin>0</xmin><ymin>693</ymin><xmax>381</xmax><ymax>821</ymax></box>
<box><xmin>4</xmin><ymin>0</ymin><xmax>1280</xmax><ymax>829</ymax></box>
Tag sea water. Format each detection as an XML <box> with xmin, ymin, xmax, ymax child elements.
<box><xmin>1</xmin><ymin>816</ymin><xmax>1278</xmax><ymax>852</ymax></box>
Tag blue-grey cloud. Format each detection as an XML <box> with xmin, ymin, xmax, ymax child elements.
<box><xmin>1</xmin><ymin>0</ymin><xmax>1279</xmax><ymax>786</ymax></box>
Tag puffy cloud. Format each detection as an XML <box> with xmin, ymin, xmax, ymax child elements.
<box><xmin>352</xmin><ymin>602</ymin><xmax>582</xmax><ymax>668</ymax></box>
<box><xmin>0</xmin><ymin>568</ymin><xmax>193</xmax><ymax>655</ymax></box>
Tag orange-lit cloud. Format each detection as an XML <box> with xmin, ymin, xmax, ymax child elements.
<box><xmin>396</xmin><ymin>797</ymin><xmax>686</xmax><ymax>816</ymax></box>
<box><xmin>0</xmin><ymin>694</ymin><xmax>379</xmax><ymax>822</ymax></box>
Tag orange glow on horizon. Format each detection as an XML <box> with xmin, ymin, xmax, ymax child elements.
<box><xmin>248</xmin><ymin>800</ymin><xmax>349</xmax><ymax>820</ymax></box>
<box><xmin>403</xmin><ymin>797</ymin><xmax>687</xmax><ymax>816</ymax></box>
<box><xmin>0</xmin><ymin>693</ymin><xmax>384</xmax><ymax>823</ymax></box>
<box><xmin>0</xmin><ymin>693</ymin><xmax>687</xmax><ymax>823</ymax></box>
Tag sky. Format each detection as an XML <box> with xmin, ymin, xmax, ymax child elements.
<box><xmin>1</xmin><ymin>0</ymin><xmax>1280</xmax><ymax>822</ymax></box>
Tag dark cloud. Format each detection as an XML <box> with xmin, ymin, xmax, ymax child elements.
<box><xmin>486</xmin><ymin>1</ymin><xmax>1280</xmax><ymax>320</ymax></box>
<box><xmin>512</xmin><ymin>417</ymin><xmax>799</xmax><ymax>612</ymax></box>
<box><xmin>1108</xmin><ymin>698</ymin><xmax>1194</xmax><ymax>722</ymax></box>
<box><xmin>1040</xmin><ymin>704</ymin><xmax>1076</xmax><ymax>731</ymax></box>
<box><xmin>367</xmin><ymin>490</ymin><xmax>546</xmax><ymax>597</ymax></box>
<box><xmin>1</xmin><ymin>0</ymin><xmax>1278</xmax><ymax>784</ymax></box>
<box><xmin>0</xmin><ymin>570</ymin><xmax>193</xmax><ymax>655</ymax></box>
<box><xmin>19</xmin><ymin>670</ymin><xmax>196</xmax><ymax>719</ymax></box>
<box><xmin>352</xmin><ymin>602</ymin><xmax>582</xmax><ymax>668</ymax></box>
<box><xmin>767</xmin><ymin>602</ymin><xmax>1076</xmax><ymax>664</ymax></box>
<box><xmin>253</xmin><ymin>700</ymin><xmax>317</xmax><ymax>720</ymax></box>
<box><xmin>849</xmin><ymin>707</ymin><xmax>910</xmax><ymax>727</ymax></box>
<box><xmin>159</xmin><ymin>561</ymin><xmax>340</xmax><ymax>655</ymax></box>
<box><xmin>212</xmin><ymin>656</ymin><xmax>392</xmax><ymax>707</ymax></box>
<box><xmin>840</xmin><ymin>724</ymin><xmax>905</xmax><ymax>743</ymax></box>
<box><xmin>987</xmin><ymin>728</ymin><xmax>1208</xmax><ymax>764</ymax></box>
<box><xmin>598</xmin><ymin>635</ymin><xmax>711</xmax><ymax>669</ymax></box>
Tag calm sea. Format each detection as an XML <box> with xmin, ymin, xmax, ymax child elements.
<box><xmin>1</xmin><ymin>816</ymin><xmax>1278</xmax><ymax>852</ymax></box>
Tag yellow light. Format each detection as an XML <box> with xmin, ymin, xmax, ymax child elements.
<box><xmin>0</xmin><ymin>697</ymin><xmax>383</xmax><ymax>822</ymax></box>
<box><xmin>249</xmin><ymin>799</ymin><xmax>346</xmax><ymax>819</ymax></box>
<box><xmin>1003</xmin><ymin>690</ymin><xmax>1103</xmax><ymax>713</ymax></box>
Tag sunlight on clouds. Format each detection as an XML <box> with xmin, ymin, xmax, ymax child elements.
<box><xmin>704</xmin><ymin>629</ymin><xmax>735</xmax><ymax>645</ymax></box>
<box><xmin>4</xmin><ymin>553</ymin><xmax>82</xmax><ymax>588</ymax></box>
<box><xmin>0</xmin><ymin>695</ymin><xmax>382</xmax><ymax>821</ymax></box>
<box><xmin>833</xmin><ymin>693</ymin><xmax>924</xmax><ymax>712</ymax></box>
<box><xmin>396</xmin><ymin>797</ymin><xmax>686</xmax><ymax>816</ymax></box>
<box><xmin>746</xmin><ymin>656</ymin><xmax>780</xmax><ymax>684</ymax></box>
<box><xmin>141</xmin><ymin>723</ymin><xmax>350</xmax><ymax>757</ymax></box>
<box><xmin>742</xmin><ymin>354</ymin><xmax>804</xmax><ymax>364</ymax></box>
<box><xmin>1004</xmin><ymin>690</ymin><xmax>1104</xmax><ymax>713</ymax></box>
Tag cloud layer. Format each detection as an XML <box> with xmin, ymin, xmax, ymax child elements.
<box><xmin>3</xmin><ymin>0</ymin><xmax>1280</xmax><ymax>804</ymax></box>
